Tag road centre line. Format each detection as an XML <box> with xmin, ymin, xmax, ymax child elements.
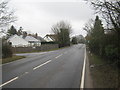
<box><xmin>21</xmin><ymin>72</ymin><xmax>29</xmax><ymax>76</ymax></box>
<box><xmin>1</xmin><ymin>58</ymin><xmax>51</xmax><ymax>87</ymax></box>
<box><xmin>80</xmin><ymin>46</ymin><xmax>86</xmax><ymax>89</ymax></box>
<box><xmin>25</xmin><ymin>72</ymin><xmax>29</xmax><ymax>74</ymax></box>
<box><xmin>0</xmin><ymin>77</ymin><xmax>19</xmax><ymax>87</ymax></box>
<box><xmin>55</xmin><ymin>54</ymin><xmax>63</xmax><ymax>59</ymax></box>
<box><xmin>1</xmin><ymin>53</ymin><xmax>62</xmax><ymax>87</ymax></box>
<box><xmin>33</xmin><ymin>60</ymin><xmax>51</xmax><ymax>70</ymax></box>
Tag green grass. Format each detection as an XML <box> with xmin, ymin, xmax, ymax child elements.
<box><xmin>89</xmin><ymin>53</ymin><xmax>106</xmax><ymax>65</ymax></box>
<box><xmin>87</xmin><ymin>51</ymin><xmax>119</xmax><ymax>88</ymax></box>
<box><xmin>1</xmin><ymin>55</ymin><xmax>26</xmax><ymax>64</ymax></box>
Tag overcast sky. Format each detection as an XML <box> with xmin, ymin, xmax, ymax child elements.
<box><xmin>9</xmin><ymin>0</ymin><xmax>94</xmax><ymax>37</ymax></box>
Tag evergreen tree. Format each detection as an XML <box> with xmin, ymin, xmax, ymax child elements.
<box><xmin>90</xmin><ymin>16</ymin><xmax>104</xmax><ymax>55</ymax></box>
<box><xmin>34</xmin><ymin>33</ymin><xmax>38</xmax><ymax>39</ymax></box>
<box><xmin>17</xmin><ymin>27</ymin><xmax>23</xmax><ymax>36</ymax></box>
<box><xmin>72</xmin><ymin>37</ymin><xmax>77</xmax><ymax>44</ymax></box>
<box><xmin>23</xmin><ymin>31</ymin><xmax>27</xmax><ymax>38</ymax></box>
<box><xmin>7</xmin><ymin>25</ymin><xmax>17</xmax><ymax>36</ymax></box>
<box><xmin>91</xmin><ymin>16</ymin><xmax>104</xmax><ymax>37</ymax></box>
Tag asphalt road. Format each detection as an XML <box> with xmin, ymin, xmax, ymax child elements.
<box><xmin>2</xmin><ymin>44</ymin><xmax>85</xmax><ymax>88</ymax></box>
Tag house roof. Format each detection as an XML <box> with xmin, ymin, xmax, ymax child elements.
<box><xmin>44</xmin><ymin>34</ymin><xmax>57</xmax><ymax>41</ymax></box>
<box><xmin>34</xmin><ymin>36</ymin><xmax>45</xmax><ymax>42</ymax></box>
<box><xmin>25</xmin><ymin>36</ymin><xmax>40</xmax><ymax>42</ymax></box>
<box><xmin>7</xmin><ymin>34</ymin><xmax>29</xmax><ymax>46</ymax></box>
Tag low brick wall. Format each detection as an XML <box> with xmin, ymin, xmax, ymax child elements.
<box><xmin>12</xmin><ymin>44</ymin><xmax>59</xmax><ymax>53</ymax></box>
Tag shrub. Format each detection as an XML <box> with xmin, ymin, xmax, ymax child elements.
<box><xmin>71</xmin><ymin>37</ymin><xmax>77</xmax><ymax>44</ymax></box>
<box><xmin>105</xmin><ymin>45</ymin><xmax>118</xmax><ymax>60</ymax></box>
<box><xmin>2</xmin><ymin>41</ymin><xmax>13</xmax><ymax>58</ymax></box>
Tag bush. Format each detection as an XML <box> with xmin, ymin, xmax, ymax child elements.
<box><xmin>105</xmin><ymin>45</ymin><xmax>118</xmax><ymax>60</ymax></box>
<box><xmin>2</xmin><ymin>41</ymin><xmax>13</xmax><ymax>58</ymax></box>
<box><xmin>71</xmin><ymin>37</ymin><xmax>77</xmax><ymax>44</ymax></box>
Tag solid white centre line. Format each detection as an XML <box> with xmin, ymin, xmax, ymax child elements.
<box><xmin>33</xmin><ymin>60</ymin><xmax>51</xmax><ymax>70</ymax></box>
<box><xmin>55</xmin><ymin>54</ymin><xmax>63</xmax><ymax>59</ymax></box>
<box><xmin>0</xmin><ymin>77</ymin><xmax>19</xmax><ymax>87</ymax></box>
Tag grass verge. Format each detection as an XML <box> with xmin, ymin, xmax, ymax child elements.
<box><xmin>1</xmin><ymin>46</ymin><xmax>69</xmax><ymax>64</ymax></box>
<box><xmin>1</xmin><ymin>55</ymin><xmax>26</xmax><ymax>64</ymax></box>
<box><xmin>15</xmin><ymin>46</ymin><xmax>70</xmax><ymax>54</ymax></box>
<box><xmin>87</xmin><ymin>51</ymin><xmax>119</xmax><ymax>88</ymax></box>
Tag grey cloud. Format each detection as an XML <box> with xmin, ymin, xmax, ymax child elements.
<box><xmin>9</xmin><ymin>1</ymin><xmax>94</xmax><ymax>37</ymax></box>
<box><xmin>36</xmin><ymin>2</ymin><xmax>94</xmax><ymax>21</ymax></box>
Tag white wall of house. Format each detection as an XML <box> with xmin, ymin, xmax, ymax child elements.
<box><xmin>25</xmin><ymin>36</ymin><xmax>41</xmax><ymax>46</ymax></box>
<box><xmin>44</xmin><ymin>36</ymin><xmax>53</xmax><ymax>42</ymax></box>
<box><xmin>7</xmin><ymin>34</ymin><xmax>29</xmax><ymax>47</ymax></box>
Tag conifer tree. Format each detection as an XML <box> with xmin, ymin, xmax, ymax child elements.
<box><xmin>90</xmin><ymin>16</ymin><xmax>104</xmax><ymax>55</ymax></box>
<box><xmin>7</xmin><ymin>25</ymin><xmax>17</xmax><ymax>36</ymax></box>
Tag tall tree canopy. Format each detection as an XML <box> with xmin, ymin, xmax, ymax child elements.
<box><xmin>88</xmin><ymin>16</ymin><xmax>104</xmax><ymax>55</ymax></box>
<box><xmin>90</xmin><ymin>0</ymin><xmax>120</xmax><ymax>32</ymax></box>
<box><xmin>0</xmin><ymin>1</ymin><xmax>16</xmax><ymax>33</ymax></box>
<box><xmin>71</xmin><ymin>37</ymin><xmax>78</xmax><ymax>44</ymax></box>
<box><xmin>51</xmin><ymin>21</ymin><xmax>72</xmax><ymax>47</ymax></box>
<box><xmin>87</xmin><ymin>0</ymin><xmax>120</xmax><ymax>65</ymax></box>
<box><xmin>1</xmin><ymin>1</ymin><xmax>16</xmax><ymax>58</ymax></box>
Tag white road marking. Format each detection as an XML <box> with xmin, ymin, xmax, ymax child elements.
<box><xmin>19</xmin><ymin>71</ymin><xmax>29</xmax><ymax>77</ymax></box>
<box><xmin>33</xmin><ymin>60</ymin><xmax>51</xmax><ymax>70</ymax></box>
<box><xmin>80</xmin><ymin>46</ymin><xmax>86</xmax><ymax>89</ymax></box>
<box><xmin>25</xmin><ymin>72</ymin><xmax>29</xmax><ymax>74</ymax></box>
<box><xmin>0</xmin><ymin>77</ymin><xmax>19</xmax><ymax>87</ymax></box>
<box><xmin>23</xmin><ymin>72</ymin><xmax>29</xmax><ymax>75</ymax></box>
<box><xmin>55</xmin><ymin>54</ymin><xmax>63</xmax><ymax>59</ymax></box>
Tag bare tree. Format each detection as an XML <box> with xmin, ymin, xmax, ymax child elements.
<box><xmin>83</xmin><ymin>19</ymin><xmax>94</xmax><ymax>35</ymax></box>
<box><xmin>52</xmin><ymin>21</ymin><xmax>72</xmax><ymax>35</ymax></box>
<box><xmin>88</xmin><ymin>0</ymin><xmax>120</xmax><ymax>33</ymax></box>
<box><xmin>85</xmin><ymin>0</ymin><xmax>120</xmax><ymax>66</ymax></box>
<box><xmin>0</xmin><ymin>1</ymin><xmax>16</xmax><ymax>33</ymax></box>
<box><xmin>51</xmin><ymin>20</ymin><xmax>72</xmax><ymax>47</ymax></box>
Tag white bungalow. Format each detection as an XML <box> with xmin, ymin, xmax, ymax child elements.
<box><xmin>43</xmin><ymin>34</ymin><xmax>57</xmax><ymax>42</ymax></box>
<box><xmin>7</xmin><ymin>34</ymin><xmax>29</xmax><ymax>47</ymax></box>
<box><xmin>24</xmin><ymin>36</ymin><xmax>41</xmax><ymax>46</ymax></box>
